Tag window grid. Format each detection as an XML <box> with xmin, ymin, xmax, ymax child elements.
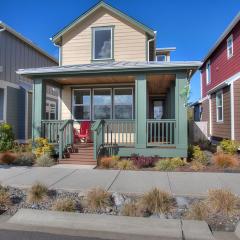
<box><xmin>216</xmin><ymin>91</ymin><xmax>223</xmax><ymax>122</ymax></box>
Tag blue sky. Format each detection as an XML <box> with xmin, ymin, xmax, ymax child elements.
<box><xmin>1</xmin><ymin>0</ymin><xmax>240</xmax><ymax>102</ymax></box>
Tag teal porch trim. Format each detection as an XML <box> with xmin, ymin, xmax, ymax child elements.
<box><xmin>135</xmin><ymin>74</ymin><xmax>147</xmax><ymax>149</ymax></box>
<box><xmin>32</xmin><ymin>79</ymin><xmax>46</xmax><ymax>141</ymax></box>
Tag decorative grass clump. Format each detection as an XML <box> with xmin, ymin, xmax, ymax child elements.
<box><xmin>117</xmin><ymin>160</ymin><xmax>135</xmax><ymax>170</ymax></box>
<box><xmin>36</xmin><ymin>154</ymin><xmax>55</xmax><ymax>167</ymax></box>
<box><xmin>27</xmin><ymin>182</ymin><xmax>48</xmax><ymax>204</ymax></box>
<box><xmin>0</xmin><ymin>152</ymin><xmax>17</xmax><ymax>165</ymax></box>
<box><xmin>155</xmin><ymin>158</ymin><xmax>185</xmax><ymax>171</ymax></box>
<box><xmin>185</xmin><ymin>201</ymin><xmax>209</xmax><ymax>220</ymax></box>
<box><xmin>140</xmin><ymin>188</ymin><xmax>174</xmax><ymax>215</ymax></box>
<box><xmin>52</xmin><ymin>198</ymin><xmax>76</xmax><ymax>212</ymax></box>
<box><xmin>100</xmin><ymin>157</ymin><xmax>117</xmax><ymax>169</ymax></box>
<box><xmin>86</xmin><ymin>188</ymin><xmax>111</xmax><ymax>211</ymax></box>
<box><xmin>213</xmin><ymin>153</ymin><xmax>239</xmax><ymax>168</ymax></box>
<box><xmin>207</xmin><ymin>189</ymin><xmax>239</xmax><ymax>216</ymax></box>
<box><xmin>190</xmin><ymin>161</ymin><xmax>206</xmax><ymax>171</ymax></box>
<box><xmin>121</xmin><ymin>201</ymin><xmax>147</xmax><ymax>217</ymax></box>
<box><xmin>13</xmin><ymin>153</ymin><xmax>35</xmax><ymax>166</ymax></box>
<box><xmin>0</xmin><ymin>187</ymin><xmax>11</xmax><ymax>209</ymax></box>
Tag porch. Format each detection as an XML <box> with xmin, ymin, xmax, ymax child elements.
<box><xmin>18</xmin><ymin>62</ymin><xmax>200</xmax><ymax>162</ymax></box>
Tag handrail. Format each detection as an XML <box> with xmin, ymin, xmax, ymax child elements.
<box><xmin>59</xmin><ymin>119</ymin><xmax>74</xmax><ymax>159</ymax></box>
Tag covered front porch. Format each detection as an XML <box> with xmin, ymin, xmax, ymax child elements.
<box><xmin>18</xmin><ymin>62</ymin><xmax>200</xmax><ymax>162</ymax></box>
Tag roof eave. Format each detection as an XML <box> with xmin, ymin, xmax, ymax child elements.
<box><xmin>52</xmin><ymin>1</ymin><xmax>155</xmax><ymax>44</ymax></box>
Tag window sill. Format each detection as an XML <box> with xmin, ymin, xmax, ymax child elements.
<box><xmin>91</xmin><ymin>59</ymin><xmax>115</xmax><ymax>63</ymax></box>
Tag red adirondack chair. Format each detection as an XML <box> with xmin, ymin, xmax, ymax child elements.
<box><xmin>73</xmin><ymin>121</ymin><xmax>91</xmax><ymax>143</ymax></box>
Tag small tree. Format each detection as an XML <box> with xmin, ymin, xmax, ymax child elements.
<box><xmin>0</xmin><ymin>123</ymin><xmax>14</xmax><ymax>152</ymax></box>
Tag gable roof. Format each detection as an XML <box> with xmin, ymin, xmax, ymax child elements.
<box><xmin>201</xmin><ymin>11</ymin><xmax>240</xmax><ymax>66</ymax></box>
<box><xmin>0</xmin><ymin>21</ymin><xmax>58</xmax><ymax>64</ymax></box>
<box><xmin>52</xmin><ymin>1</ymin><xmax>155</xmax><ymax>44</ymax></box>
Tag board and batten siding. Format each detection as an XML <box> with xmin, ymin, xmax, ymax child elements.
<box><xmin>0</xmin><ymin>30</ymin><xmax>57</xmax><ymax>84</ymax></box>
<box><xmin>61</xmin><ymin>8</ymin><xmax>147</xmax><ymax>65</ymax></box>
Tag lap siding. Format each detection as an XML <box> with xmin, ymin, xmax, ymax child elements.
<box><xmin>234</xmin><ymin>79</ymin><xmax>240</xmax><ymax>141</ymax></box>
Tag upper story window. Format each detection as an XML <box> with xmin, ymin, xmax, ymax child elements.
<box><xmin>216</xmin><ymin>90</ymin><xmax>223</xmax><ymax>122</ymax></box>
<box><xmin>156</xmin><ymin>54</ymin><xmax>167</xmax><ymax>62</ymax></box>
<box><xmin>92</xmin><ymin>27</ymin><xmax>113</xmax><ymax>60</ymax></box>
<box><xmin>206</xmin><ymin>60</ymin><xmax>211</xmax><ymax>85</ymax></box>
<box><xmin>227</xmin><ymin>34</ymin><xmax>233</xmax><ymax>59</ymax></box>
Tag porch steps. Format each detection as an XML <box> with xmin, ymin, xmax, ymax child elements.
<box><xmin>59</xmin><ymin>143</ymin><xmax>96</xmax><ymax>165</ymax></box>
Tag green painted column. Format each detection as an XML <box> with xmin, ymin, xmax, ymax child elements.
<box><xmin>135</xmin><ymin>74</ymin><xmax>147</xmax><ymax>149</ymax></box>
<box><xmin>175</xmin><ymin>72</ymin><xmax>188</xmax><ymax>149</ymax></box>
<box><xmin>32</xmin><ymin>79</ymin><xmax>46</xmax><ymax>141</ymax></box>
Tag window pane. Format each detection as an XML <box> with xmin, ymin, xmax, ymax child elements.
<box><xmin>94</xmin><ymin>105</ymin><xmax>111</xmax><ymax>119</ymax></box>
<box><xmin>93</xmin><ymin>89</ymin><xmax>111</xmax><ymax>105</ymax></box>
<box><xmin>218</xmin><ymin>107</ymin><xmax>223</xmax><ymax>121</ymax></box>
<box><xmin>74</xmin><ymin>106</ymin><xmax>90</xmax><ymax>120</ymax></box>
<box><xmin>157</xmin><ymin>55</ymin><xmax>166</xmax><ymax>62</ymax></box>
<box><xmin>216</xmin><ymin>93</ymin><xmax>222</xmax><ymax>106</ymax></box>
<box><xmin>115</xmin><ymin>105</ymin><xmax>132</xmax><ymax>119</ymax></box>
<box><xmin>0</xmin><ymin>89</ymin><xmax>4</xmax><ymax>120</ymax></box>
<box><xmin>74</xmin><ymin>90</ymin><xmax>90</xmax><ymax>105</ymax></box>
<box><xmin>114</xmin><ymin>89</ymin><xmax>132</xmax><ymax>105</ymax></box>
<box><xmin>94</xmin><ymin>29</ymin><xmax>111</xmax><ymax>59</ymax></box>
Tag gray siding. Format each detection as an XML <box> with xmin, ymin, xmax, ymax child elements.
<box><xmin>0</xmin><ymin>30</ymin><xmax>56</xmax><ymax>84</ymax></box>
<box><xmin>28</xmin><ymin>92</ymin><xmax>32</xmax><ymax>139</ymax></box>
<box><xmin>6</xmin><ymin>86</ymin><xmax>19</xmax><ymax>139</ymax></box>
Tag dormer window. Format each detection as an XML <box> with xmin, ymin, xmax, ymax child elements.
<box><xmin>156</xmin><ymin>54</ymin><xmax>167</xmax><ymax>62</ymax></box>
<box><xmin>227</xmin><ymin>34</ymin><xmax>233</xmax><ymax>59</ymax></box>
<box><xmin>92</xmin><ymin>27</ymin><xmax>113</xmax><ymax>60</ymax></box>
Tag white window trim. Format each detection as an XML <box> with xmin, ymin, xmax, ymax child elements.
<box><xmin>92</xmin><ymin>27</ymin><xmax>113</xmax><ymax>61</ymax></box>
<box><xmin>113</xmin><ymin>87</ymin><xmax>134</xmax><ymax>120</ymax></box>
<box><xmin>227</xmin><ymin>34</ymin><xmax>233</xmax><ymax>59</ymax></box>
<box><xmin>93</xmin><ymin>88</ymin><xmax>112</xmax><ymax>120</ymax></box>
<box><xmin>0</xmin><ymin>87</ymin><xmax>6</xmax><ymax>123</ymax></box>
<box><xmin>216</xmin><ymin>90</ymin><xmax>223</xmax><ymax>123</ymax></box>
<box><xmin>72</xmin><ymin>89</ymin><xmax>91</xmax><ymax>121</ymax></box>
<box><xmin>206</xmin><ymin>60</ymin><xmax>211</xmax><ymax>85</ymax></box>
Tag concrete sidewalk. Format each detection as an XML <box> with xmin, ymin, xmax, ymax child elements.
<box><xmin>0</xmin><ymin>166</ymin><xmax>240</xmax><ymax>196</ymax></box>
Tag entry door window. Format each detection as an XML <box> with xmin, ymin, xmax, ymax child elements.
<box><xmin>0</xmin><ymin>88</ymin><xmax>4</xmax><ymax>121</ymax></box>
<box><xmin>153</xmin><ymin>101</ymin><xmax>163</xmax><ymax>119</ymax></box>
<box><xmin>46</xmin><ymin>101</ymin><xmax>57</xmax><ymax>120</ymax></box>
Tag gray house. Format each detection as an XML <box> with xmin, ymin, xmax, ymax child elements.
<box><xmin>0</xmin><ymin>21</ymin><xmax>58</xmax><ymax>141</ymax></box>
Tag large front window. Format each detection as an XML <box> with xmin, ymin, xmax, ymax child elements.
<box><xmin>114</xmin><ymin>88</ymin><xmax>133</xmax><ymax>119</ymax></box>
<box><xmin>73</xmin><ymin>89</ymin><xmax>91</xmax><ymax>120</ymax></box>
<box><xmin>93</xmin><ymin>89</ymin><xmax>112</xmax><ymax>120</ymax></box>
<box><xmin>92</xmin><ymin>27</ymin><xmax>113</xmax><ymax>60</ymax></box>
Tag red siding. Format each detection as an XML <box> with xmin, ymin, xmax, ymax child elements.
<box><xmin>201</xmin><ymin>21</ymin><xmax>240</xmax><ymax>97</ymax></box>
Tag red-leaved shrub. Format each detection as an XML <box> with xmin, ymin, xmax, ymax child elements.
<box><xmin>131</xmin><ymin>154</ymin><xmax>158</xmax><ymax>168</ymax></box>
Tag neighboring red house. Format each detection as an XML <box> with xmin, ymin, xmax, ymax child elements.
<box><xmin>194</xmin><ymin>12</ymin><xmax>240</xmax><ymax>141</ymax></box>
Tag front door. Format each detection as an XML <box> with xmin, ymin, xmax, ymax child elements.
<box><xmin>153</xmin><ymin>100</ymin><xmax>163</xmax><ymax>119</ymax></box>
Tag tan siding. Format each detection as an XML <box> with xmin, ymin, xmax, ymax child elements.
<box><xmin>234</xmin><ymin>78</ymin><xmax>240</xmax><ymax>141</ymax></box>
<box><xmin>61</xmin><ymin>8</ymin><xmax>146</xmax><ymax>65</ymax></box>
<box><xmin>61</xmin><ymin>86</ymin><xmax>72</xmax><ymax>120</ymax></box>
<box><xmin>211</xmin><ymin>86</ymin><xmax>231</xmax><ymax>139</ymax></box>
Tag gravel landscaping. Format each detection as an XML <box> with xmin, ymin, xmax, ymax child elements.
<box><xmin>1</xmin><ymin>186</ymin><xmax>240</xmax><ymax>232</ymax></box>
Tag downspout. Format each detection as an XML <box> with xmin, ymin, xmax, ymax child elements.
<box><xmin>147</xmin><ymin>31</ymin><xmax>157</xmax><ymax>62</ymax></box>
<box><xmin>50</xmin><ymin>37</ymin><xmax>62</xmax><ymax>66</ymax></box>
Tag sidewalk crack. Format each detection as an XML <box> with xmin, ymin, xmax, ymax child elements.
<box><xmin>106</xmin><ymin>170</ymin><xmax>121</xmax><ymax>191</ymax></box>
<box><xmin>48</xmin><ymin>169</ymin><xmax>78</xmax><ymax>189</ymax></box>
<box><xmin>166</xmin><ymin>172</ymin><xmax>173</xmax><ymax>195</ymax></box>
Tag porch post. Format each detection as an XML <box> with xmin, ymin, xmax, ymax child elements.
<box><xmin>175</xmin><ymin>72</ymin><xmax>188</xmax><ymax>150</ymax></box>
<box><xmin>135</xmin><ymin>74</ymin><xmax>147</xmax><ymax>148</ymax></box>
<box><xmin>32</xmin><ymin>78</ymin><xmax>46</xmax><ymax>141</ymax></box>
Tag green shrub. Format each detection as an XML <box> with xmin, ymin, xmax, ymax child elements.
<box><xmin>36</xmin><ymin>154</ymin><xmax>55</xmax><ymax>167</ymax></box>
<box><xmin>155</xmin><ymin>158</ymin><xmax>184</xmax><ymax>171</ymax></box>
<box><xmin>117</xmin><ymin>160</ymin><xmax>135</xmax><ymax>170</ymax></box>
<box><xmin>33</xmin><ymin>138</ymin><xmax>53</xmax><ymax>158</ymax></box>
<box><xmin>190</xmin><ymin>161</ymin><xmax>206</xmax><ymax>171</ymax></box>
<box><xmin>27</xmin><ymin>183</ymin><xmax>48</xmax><ymax>204</ymax></box>
<box><xmin>52</xmin><ymin>198</ymin><xmax>76</xmax><ymax>212</ymax></box>
<box><xmin>219</xmin><ymin>139</ymin><xmax>239</xmax><ymax>155</ymax></box>
<box><xmin>0</xmin><ymin>123</ymin><xmax>14</xmax><ymax>152</ymax></box>
<box><xmin>13</xmin><ymin>153</ymin><xmax>35</xmax><ymax>166</ymax></box>
<box><xmin>192</xmin><ymin>146</ymin><xmax>208</xmax><ymax>165</ymax></box>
